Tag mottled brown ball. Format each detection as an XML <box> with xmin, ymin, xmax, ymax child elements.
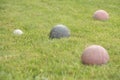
<box><xmin>81</xmin><ymin>45</ymin><xmax>109</xmax><ymax>65</ymax></box>
<box><xmin>93</xmin><ymin>10</ymin><xmax>109</xmax><ymax>21</ymax></box>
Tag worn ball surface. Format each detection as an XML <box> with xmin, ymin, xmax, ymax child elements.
<box><xmin>81</xmin><ymin>45</ymin><xmax>109</xmax><ymax>65</ymax></box>
<box><xmin>93</xmin><ymin>10</ymin><xmax>109</xmax><ymax>21</ymax></box>
<box><xmin>13</xmin><ymin>29</ymin><xmax>23</xmax><ymax>35</ymax></box>
<box><xmin>49</xmin><ymin>24</ymin><xmax>70</xmax><ymax>39</ymax></box>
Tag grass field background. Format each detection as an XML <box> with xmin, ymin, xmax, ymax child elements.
<box><xmin>0</xmin><ymin>0</ymin><xmax>120</xmax><ymax>80</ymax></box>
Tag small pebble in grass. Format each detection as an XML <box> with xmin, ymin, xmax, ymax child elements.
<box><xmin>93</xmin><ymin>10</ymin><xmax>109</xmax><ymax>21</ymax></box>
<box><xmin>13</xmin><ymin>29</ymin><xmax>23</xmax><ymax>35</ymax></box>
<box><xmin>81</xmin><ymin>45</ymin><xmax>109</xmax><ymax>65</ymax></box>
<box><xmin>49</xmin><ymin>24</ymin><xmax>70</xmax><ymax>39</ymax></box>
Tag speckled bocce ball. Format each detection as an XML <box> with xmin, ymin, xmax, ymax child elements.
<box><xmin>93</xmin><ymin>10</ymin><xmax>109</xmax><ymax>21</ymax></box>
<box><xmin>81</xmin><ymin>45</ymin><xmax>109</xmax><ymax>65</ymax></box>
<box><xmin>49</xmin><ymin>24</ymin><xmax>70</xmax><ymax>39</ymax></box>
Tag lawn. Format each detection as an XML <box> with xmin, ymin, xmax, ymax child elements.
<box><xmin>0</xmin><ymin>0</ymin><xmax>120</xmax><ymax>80</ymax></box>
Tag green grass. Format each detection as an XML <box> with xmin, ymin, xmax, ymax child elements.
<box><xmin>0</xmin><ymin>0</ymin><xmax>120</xmax><ymax>80</ymax></box>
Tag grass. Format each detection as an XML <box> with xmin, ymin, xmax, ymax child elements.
<box><xmin>0</xmin><ymin>0</ymin><xmax>120</xmax><ymax>80</ymax></box>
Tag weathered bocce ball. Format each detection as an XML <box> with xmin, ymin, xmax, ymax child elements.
<box><xmin>49</xmin><ymin>24</ymin><xmax>70</xmax><ymax>39</ymax></box>
<box><xmin>81</xmin><ymin>45</ymin><xmax>109</xmax><ymax>65</ymax></box>
<box><xmin>93</xmin><ymin>10</ymin><xmax>109</xmax><ymax>21</ymax></box>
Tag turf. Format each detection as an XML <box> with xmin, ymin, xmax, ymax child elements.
<box><xmin>0</xmin><ymin>0</ymin><xmax>120</xmax><ymax>80</ymax></box>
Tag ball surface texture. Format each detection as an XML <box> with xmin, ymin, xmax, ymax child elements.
<box><xmin>81</xmin><ymin>45</ymin><xmax>109</xmax><ymax>65</ymax></box>
<box><xmin>49</xmin><ymin>24</ymin><xmax>70</xmax><ymax>39</ymax></box>
<box><xmin>93</xmin><ymin>10</ymin><xmax>109</xmax><ymax>21</ymax></box>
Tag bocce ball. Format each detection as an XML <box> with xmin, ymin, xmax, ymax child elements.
<box><xmin>49</xmin><ymin>24</ymin><xmax>70</xmax><ymax>39</ymax></box>
<box><xmin>81</xmin><ymin>45</ymin><xmax>109</xmax><ymax>65</ymax></box>
<box><xmin>93</xmin><ymin>10</ymin><xmax>109</xmax><ymax>21</ymax></box>
<box><xmin>13</xmin><ymin>29</ymin><xmax>23</xmax><ymax>35</ymax></box>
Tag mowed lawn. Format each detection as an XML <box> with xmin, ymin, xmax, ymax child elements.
<box><xmin>0</xmin><ymin>0</ymin><xmax>120</xmax><ymax>80</ymax></box>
